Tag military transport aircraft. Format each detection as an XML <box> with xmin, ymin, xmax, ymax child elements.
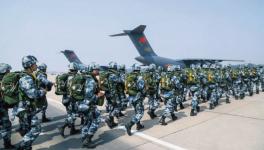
<box><xmin>110</xmin><ymin>25</ymin><xmax>243</xmax><ymax>68</ymax></box>
<box><xmin>61</xmin><ymin>25</ymin><xmax>243</xmax><ymax>68</ymax></box>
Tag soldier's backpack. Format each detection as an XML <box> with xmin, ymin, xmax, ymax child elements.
<box><xmin>0</xmin><ymin>72</ymin><xmax>22</xmax><ymax>107</ymax></box>
<box><xmin>231</xmin><ymin>70</ymin><xmax>238</xmax><ymax>80</ymax></box>
<box><xmin>186</xmin><ymin>70</ymin><xmax>197</xmax><ymax>85</ymax></box>
<box><xmin>207</xmin><ymin>71</ymin><xmax>215</xmax><ymax>83</ymax></box>
<box><xmin>55</xmin><ymin>73</ymin><xmax>69</xmax><ymax>95</ymax></box>
<box><xmin>99</xmin><ymin>71</ymin><xmax>110</xmax><ymax>91</ymax></box>
<box><xmin>160</xmin><ymin>73</ymin><xmax>171</xmax><ymax>91</ymax></box>
<box><xmin>144</xmin><ymin>73</ymin><xmax>156</xmax><ymax>92</ymax></box>
<box><xmin>68</xmin><ymin>74</ymin><xmax>86</xmax><ymax>101</ymax></box>
<box><xmin>125</xmin><ymin>73</ymin><xmax>138</xmax><ymax>96</ymax></box>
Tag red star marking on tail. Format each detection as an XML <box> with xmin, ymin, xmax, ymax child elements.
<box><xmin>138</xmin><ymin>37</ymin><xmax>147</xmax><ymax>44</ymax></box>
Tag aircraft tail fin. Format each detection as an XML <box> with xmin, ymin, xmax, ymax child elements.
<box><xmin>61</xmin><ymin>50</ymin><xmax>83</xmax><ymax>64</ymax></box>
<box><xmin>110</xmin><ymin>25</ymin><xmax>157</xmax><ymax>57</ymax></box>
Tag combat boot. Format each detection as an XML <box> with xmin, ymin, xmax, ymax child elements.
<box><xmin>179</xmin><ymin>103</ymin><xmax>184</xmax><ymax>109</ymax></box>
<box><xmin>42</xmin><ymin>113</ymin><xmax>51</xmax><ymax>123</ymax></box>
<box><xmin>171</xmin><ymin>113</ymin><xmax>177</xmax><ymax>121</ymax></box>
<box><xmin>196</xmin><ymin>106</ymin><xmax>200</xmax><ymax>112</ymax></box>
<box><xmin>82</xmin><ymin>134</ymin><xmax>96</xmax><ymax>148</ymax></box>
<box><xmin>190</xmin><ymin>109</ymin><xmax>196</xmax><ymax>116</ymax></box>
<box><xmin>70</xmin><ymin>126</ymin><xmax>80</xmax><ymax>135</ymax></box>
<box><xmin>106</xmin><ymin>116</ymin><xmax>118</xmax><ymax>129</ymax></box>
<box><xmin>80</xmin><ymin>116</ymin><xmax>84</xmax><ymax>125</ymax></box>
<box><xmin>213</xmin><ymin>101</ymin><xmax>218</xmax><ymax>107</ymax></box>
<box><xmin>159</xmin><ymin>116</ymin><xmax>167</xmax><ymax>126</ymax></box>
<box><xmin>256</xmin><ymin>89</ymin><xmax>259</xmax><ymax>94</ymax></box>
<box><xmin>59</xmin><ymin>124</ymin><xmax>67</xmax><ymax>138</ymax></box>
<box><xmin>125</xmin><ymin>121</ymin><xmax>135</xmax><ymax>136</ymax></box>
<box><xmin>136</xmin><ymin>122</ymin><xmax>144</xmax><ymax>130</ymax></box>
<box><xmin>4</xmin><ymin>139</ymin><xmax>15</xmax><ymax>149</ymax></box>
<box><xmin>174</xmin><ymin>105</ymin><xmax>178</xmax><ymax>112</ymax></box>
<box><xmin>147</xmin><ymin>110</ymin><xmax>157</xmax><ymax>119</ymax></box>
<box><xmin>209</xmin><ymin>103</ymin><xmax>214</xmax><ymax>110</ymax></box>
<box><xmin>226</xmin><ymin>98</ymin><xmax>230</xmax><ymax>103</ymax></box>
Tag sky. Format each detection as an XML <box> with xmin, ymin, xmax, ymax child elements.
<box><xmin>0</xmin><ymin>0</ymin><xmax>264</xmax><ymax>72</ymax></box>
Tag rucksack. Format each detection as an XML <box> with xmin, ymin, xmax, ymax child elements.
<box><xmin>160</xmin><ymin>73</ymin><xmax>171</xmax><ymax>91</ymax></box>
<box><xmin>186</xmin><ymin>70</ymin><xmax>197</xmax><ymax>84</ymax></box>
<box><xmin>55</xmin><ymin>73</ymin><xmax>69</xmax><ymax>95</ymax></box>
<box><xmin>207</xmin><ymin>71</ymin><xmax>215</xmax><ymax>83</ymax></box>
<box><xmin>0</xmin><ymin>72</ymin><xmax>23</xmax><ymax>107</ymax></box>
<box><xmin>99</xmin><ymin>71</ymin><xmax>110</xmax><ymax>91</ymax></box>
<box><xmin>125</xmin><ymin>73</ymin><xmax>138</xmax><ymax>96</ymax></box>
<box><xmin>144</xmin><ymin>73</ymin><xmax>157</xmax><ymax>92</ymax></box>
<box><xmin>68</xmin><ymin>73</ymin><xmax>87</xmax><ymax>101</ymax></box>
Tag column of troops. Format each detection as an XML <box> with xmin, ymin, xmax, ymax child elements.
<box><xmin>1</xmin><ymin>56</ymin><xmax>264</xmax><ymax>149</ymax></box>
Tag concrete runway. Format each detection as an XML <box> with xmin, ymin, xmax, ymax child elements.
<box><xmin>1</xmin><ymin>75</ymin><xmax>264</xmax><ymax>150</ymax></box>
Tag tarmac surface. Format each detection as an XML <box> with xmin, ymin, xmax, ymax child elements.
<box><xmin>1</xmin><ymin>75</ymin><xmax>264</xmax><ymax>150</ymax></box>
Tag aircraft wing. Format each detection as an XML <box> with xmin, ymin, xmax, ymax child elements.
<box><xmin>179</xmin><ymin>58</ymin><xmax>244</xmax><ymax>66</ymax></box>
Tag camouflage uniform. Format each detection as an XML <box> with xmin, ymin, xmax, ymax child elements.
<box><xmin>79</xmin><ymin>65</ymin><xmax>102</xmax><ymax>148</ymax></box>
<box><xmin>59</xmin><ymin>63</ymin><xmax>80</xmax><ymax>137</ymax></box>
<box><xmin>105</xmin><ymin>62</ymin><xmax>123</xmax><ymax>129</ymax></box>
<box><xmin>125</xmin><ymin>64</ymin><xmax>145</xmax><ymax>136</ymax></box>
<box><xmin>16</xmin><ymin>56</ymin><xmax>46</xmax><ymax>150</ymax></box>
<box><xmin>0</xmin><ymin>63</ymin><xmax>15</xmax><ymax>149</ymax></box>
<box><xmin>259</xmin><ymin>66</ymin><xmax>264</xmax><ymax>92</ymax></box>
<box><xmin>185</xmin><ymin>65</ymin><xmax>200</xmax><ymax>116</ymax></box>
<box><xmin>144</xmin><ymin>64</ymin><xmax>160</xmax><ymax>119</ymax></box>
<box><xmin>173</xmin><ymin>66</ymin><xmax>185</xmax><ymax>111</ymax></box>
<box><xmin>159</xmin><ymin>66</ymin><xmax>178</xmax><ymax>125</ymax></box>
<box><xmin>35</xmin><ymin>63</ymin><xmax>53</xmax><ymax>122</ymax></box>
<box><xmin>117</xmin><ymin>65</ymin><xmax>128</xmax><ymax>110</ymax></box>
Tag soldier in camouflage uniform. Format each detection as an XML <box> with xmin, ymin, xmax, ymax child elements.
<box><xmin>199</xmin><ymin>64</ymin><xmax>209</xmax><ymax>102</ymax></box>
<box><xmin>250</xmin><ymin>66</ymin><xmax>260</xmax><ymax>94</ymax></box>
<box><xmin>117</xmin><ymin>64</ymin><xmax>128</xmax><ymax>111</ymax></box>
<box><xmin>16</xmin><ymin>55</ymin><xmax>46</xmax><ymax>150</ymax></box>
<box><xmin>159</xmin><ymin>65</ymin><xmax>179</xmax><ymax>125</ymax></box>
<box><xmin>259</xmin><ymin>65</ymin><xmax>264</xmax><ymax>92</ymax></box>
<box><xmin>59</xmin><ymin>62</ymin><xmax>80</xmax><ymax>137</ymax></box>
<box><xmin>185</xmin><ymin>64</ymin><xmax>200</xmax><ymax>116</ymax></box>
<box><xmin>125</xmin><ymin>64</ymin><xmax>145</xmax><ymax>136</ymax></box>
<box><xmin>105</xmin><ymin>62</ymin><xmax>123</xmax><ymax>129</ymax></box>
<box><xmin>0</xmin><ymin>63</ymin><xmax>15</xmax><ymax>149</ymax></box>
<box><xmin>206</xmin><ymin>64</ymin><xmax>218</xmax><ymax>109</ymax></box>
<box><xmin>218</xmin><ymin>66</ymin><xmax>231</xmax><ymax>104</ymax></box>
<box><xmin>173</xmin><ymin>65</ymin><xmax>185</xmax><ymax>111</ymax></box>
<box><xmin>144</xmin><ymin>64</ymin><xmax>160</xmax><ymax>119</ymax></box>
<box><xmin>78</xmin><ymin>63</ymin><xmax>104</xmax><ymax>148</ymax></box>
<box><xmin>35</xmin><ymin>63</ymin><xmax>53</xmax><ymax>122</ymax></box>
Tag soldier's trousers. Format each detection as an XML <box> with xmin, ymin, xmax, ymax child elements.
<box><xmin>17</xmin><ymin>111</ymin><xmax>41</xmax><ymax>149</ymax></box>
<box><xmin>64</xmin><ymin>101</ymin><xmax>78</xmax><ymax>128</ymax></box>
<box><xmin>148</xmin><ymin>93</ymin><xmax>159</xmax><ymax>111</ymax></box>
<box><xmin>129</xmin><ymin>96</ymin><xmax>144</xmax><ymax>124</ymax></box>
<box><xmin>81</xmin><ymin>107</ymin><xmax>101</xmax><ymax>139</ymax></box>
<box><xmin>0</xmin><ymin>107</ymin><xmax>12</xmax><ymax>143</ymax></box>
<box><xmin>162</xmin><ymin>97</ymin><xmax>176</xmax><ymax>117</ymax></box>
<box><xmin>189</xmin><ymin>85</ymin><xmax>199</xmax><ymax>111</ymax></box>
